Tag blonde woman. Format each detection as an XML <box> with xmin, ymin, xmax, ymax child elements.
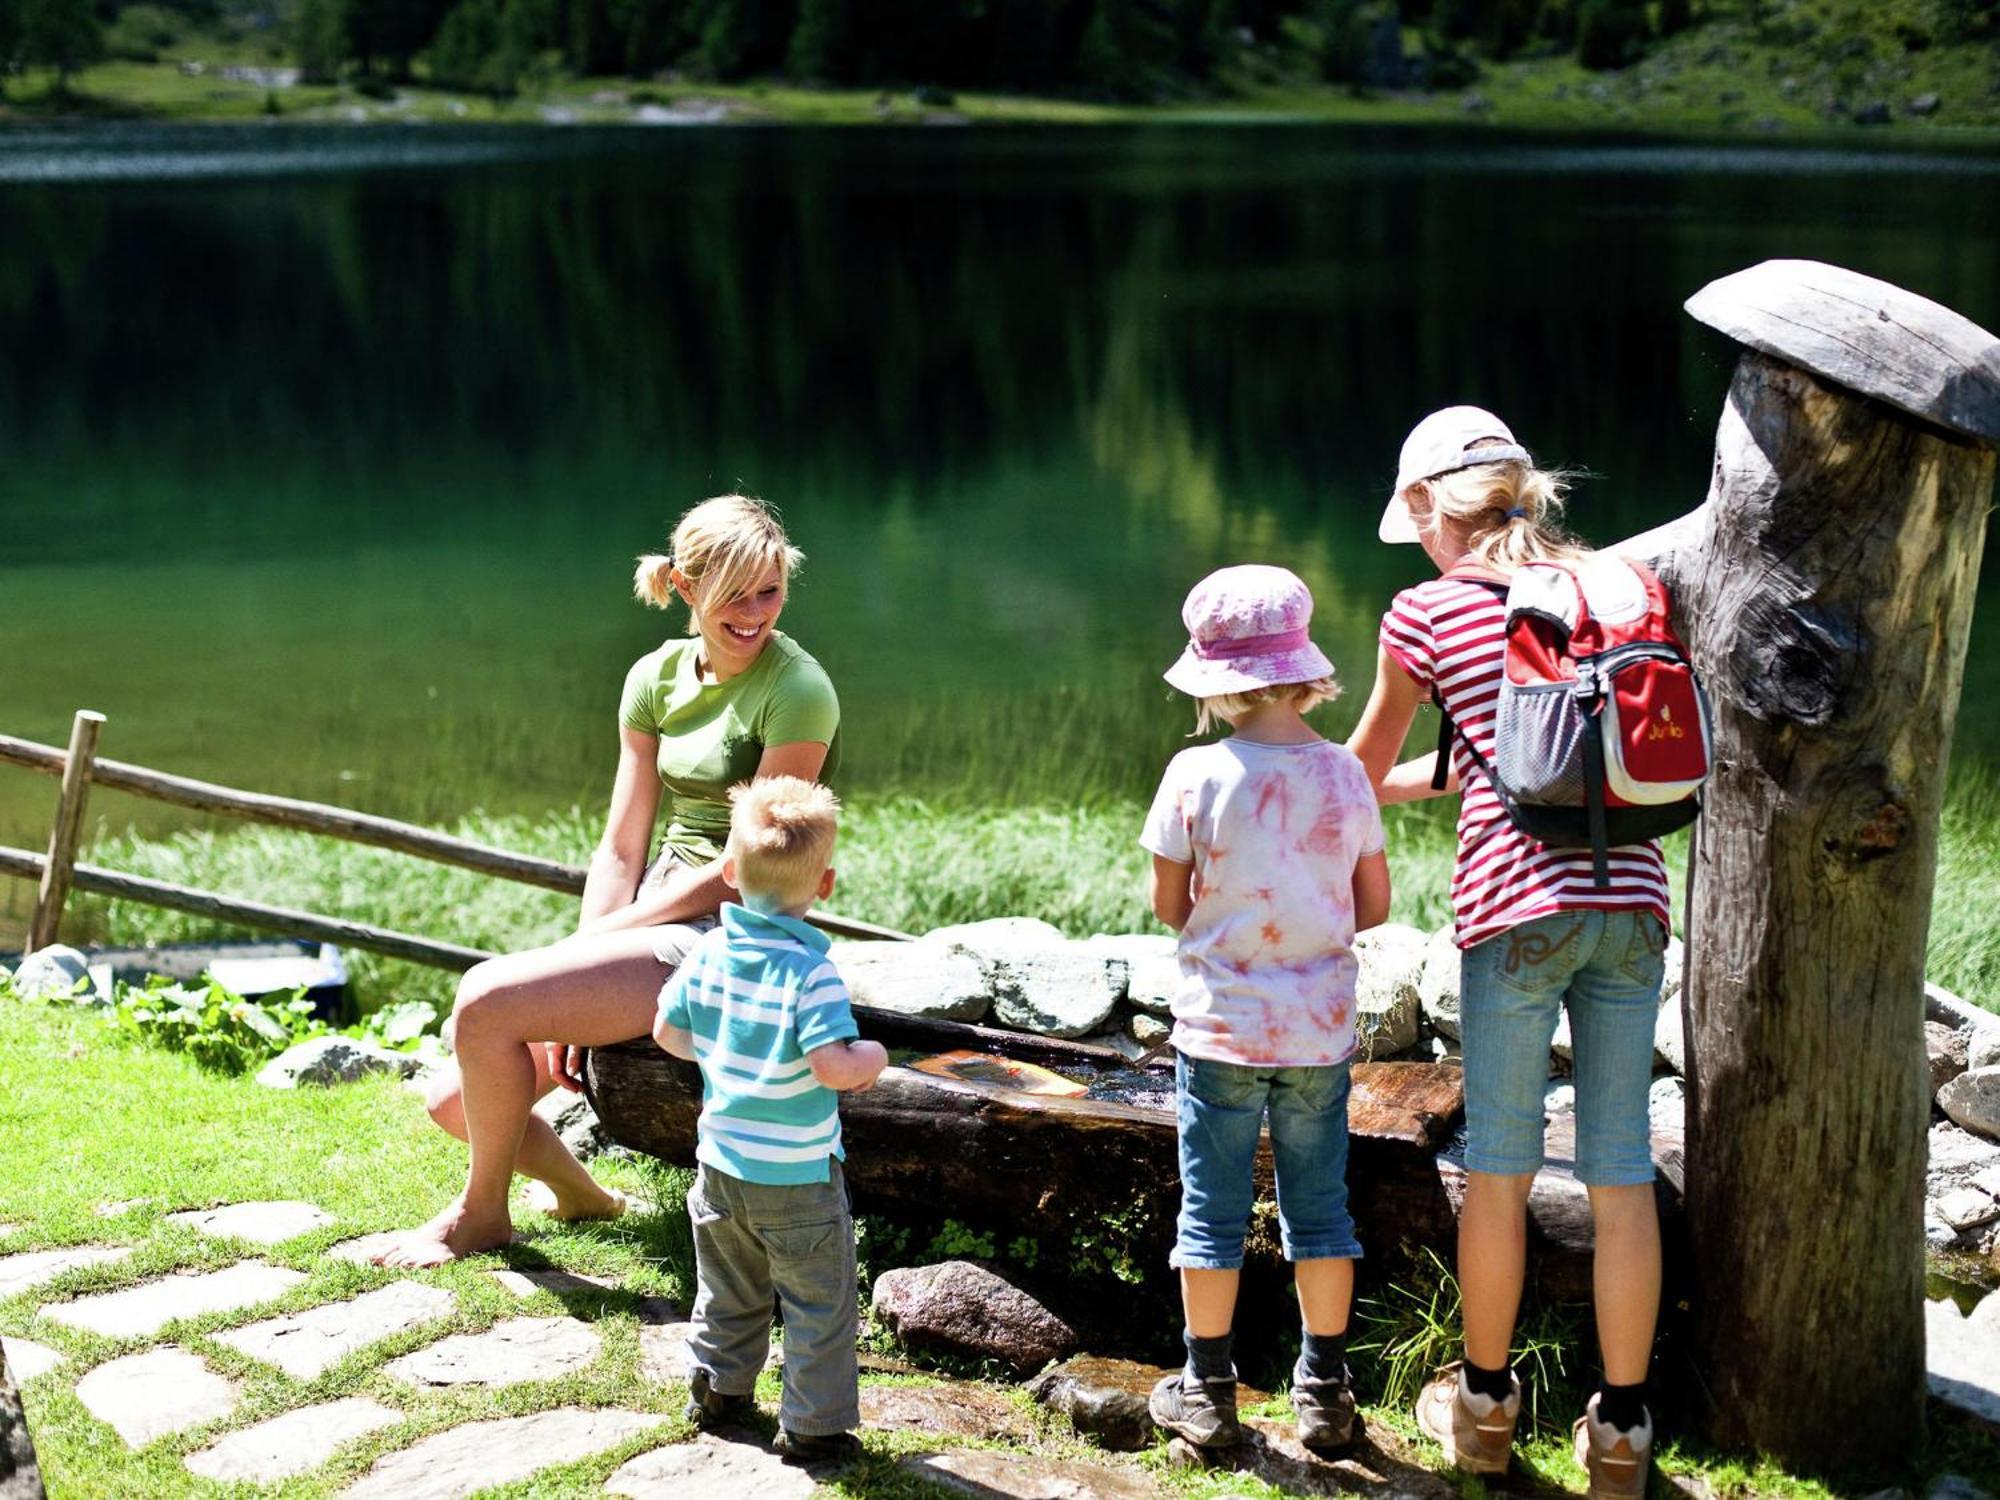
<box><xmin>378</xmin><ymin>494</ymin><xmax>840</xmax><ymax>1267</ymax></box>
<box><xmin>1346</xmin><ymin>410</ymin><xmax>1667</xmax><ymax>1497</ymax></box>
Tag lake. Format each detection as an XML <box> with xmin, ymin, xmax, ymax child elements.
<box><xmin>4</xmin><ymin>123</ymin><xmax>1999</xmax><ymax>872</ymax></box>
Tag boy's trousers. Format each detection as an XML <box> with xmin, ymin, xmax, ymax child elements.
<box><xmin>685</xmin><ymin>1159</ymin><xmax>860</xmax><ymax>1436</ymax></box>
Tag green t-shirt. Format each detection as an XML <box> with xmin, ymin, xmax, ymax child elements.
<box><xmin>618</xmin><ymin>632</ymin><xmax>841</xmax><ymax>864</ymax></box>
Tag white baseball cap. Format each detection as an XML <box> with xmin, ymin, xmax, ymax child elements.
<box><xmin>1379</xmin><ymin>406</ymin><xmax>1533</xmax><ymax>544</ymax></box>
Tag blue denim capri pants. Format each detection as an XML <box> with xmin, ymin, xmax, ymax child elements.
<box><xmin>1171</xmin><ymin>1052</ymin><xmax>1365</xmax><ymax>1271</ymax></box>
<box><xmin>1459</xmin><ymin>909</ymin><xmax>1666</xmax><ymax>1187</ymax></box>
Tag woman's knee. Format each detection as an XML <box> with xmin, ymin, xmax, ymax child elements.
<box><xmin>450</xmin><ymin>960</ymin><xmax>517</xmax><ymax>1046</ymax></box>
<box><xmin>424</xmin><ymin>1068</ymin><xmax>468</xmax><ymax>1136</ymax></box>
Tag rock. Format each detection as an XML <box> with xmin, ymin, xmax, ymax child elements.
<box><xmin>0</xmin><ymin>1245</ymin><xmax>132</xmax><ymax>1301</ymax></box>
<box><xmin>1650</xmin><ymin>1075</ymin><xmax>1686</xmax><ymax>1134</ymax></box>
<box><xmin>636</xmin><ymin>1318</ymin><xmax>779</xmax><ymax>1382</ymax></box>
<box><xmin>13</xmin><ymin>945</ymin><xmax>98</xmax><ymax>1003</ymax></box>
<box><xmin>830</xmin><ymin>940</ymin><xmax>990</xmax><ymax>1023</ymax></box>
<box><xmin>1940</xmin><ymin>1067</ymin><xmax>2000</xmax><ymax>1141</ymax></box>
<box><xmin>1926</xmin><ymin>982</ymin><xmax>1998</xmax><ymax>1035</ymax></box>
<box><xmin>895</xmin><ymin>1450</ymin><xmax>1159</xmax><ymax>1499</ymax></box>
<box><xmin>1085</xmin><ymin>934</ymin><xmax>1179</xmax><ymax>1015</ymax></box>
<box><xmin>607</xmin><ymin>1434</ymin><xmax>826</xmax><ymax>1495</ymax></box>
<box><xmin>1417</xmin><ymin>927</ymin><xmax>1463</xmax><ymax>1040</ymax></box>
<box><xmin>1936</xmin><ymin>1187</ymin><xmax>2000</xmax><ymax>1234</ymax></box>
<box><xmin>860</xmin><ymin>1382</ymin><xmax>1036</xmax><ymax>1440</ymax></box>
<box><xmin>1461</xmin><ymin>90</ymin><xmax>1492</xmax><ymax>114</ymax></box>
<box><xmin>930</xmin><ymin>917</ymin><xmax>1067</xmax><ymax>951</ymax></box>
<box><xmin>1908</xmin><ymin>92</ymin><xmax>1941</xmax><ymax>116</ymax></box>
<box><xmin>1929</xmin><ymin>1022</ymin><xmax>1971</xmax><ymax>1093</ymax></box>
<box><xmin>1353</xmin><ymin>923</ymin><xmax>1426</xmax><ymax>1057</ymax></box>
<box><xmin>345</xmin><ymin>1408</ymin><xmax>668</xmax><ymax>1500</ymax></box>
<box><xmin>1855</xmin><ymin>99</ymin><xmax>1893</xmax><ymax>125</ymax></box>
<box><xmin>0</xmin><ymin>1339</ymin><xmax>60</xmax><ymax>1382</ymax></box>
<box><xmin>217</xmin><ymin>1280</ymin><xmax>457</xmax><ymax>1379</ymax></box>
<box><xmin>75</xmin><ymin>1347</ymin><xmax>239</xmax><ymax>1448</ymax></box>
<box><xmin>258</xmin><ymin>1036</ymin><xmax>421</xmax><ymax>1088</ymax></box>
<box><xmin>1025</xmin><ymin>1355</ymin><xmax>1171</xmax><ymax>1451</ymax></box>
<box><xmin>383</xmin><ymin>1315</ymin><xmax>600</xmax><ymax>1387</ymax></box>
<box><xmin>1214</xmin><ymin>1414</ymin><xmax>1459</xmax><ymax>1498</ymax></box>
<box><xmin>1552</xmin><ymin>1011</ymin><xmax>1574</xmax><ymax>1068</ymax></box>
<box><xmin>1973</xmin><ymin>1029</ymin><xmax>2000</xmax><ymax>1072</ymax></box>
<box><xmin>1655</xmin><ymin>993</ymin><xmax>1687</xmax><ymax>1074</ymax></box>
<box><xmin>168</xmin><ymin>1200</ymin><xmax>335</xmax><ymax>1245</ymax></box>
<box><xmin>977</xmin><ymin>940</ymin><xmax>1123</xmax><ymax>1040</ymax></box>
<box><xmin>1925</xmin><ymin>1479</ymin><xmax>1995</xmax><ymax>1500</ymax></box>
<box><xmin>871</xmin><ymin>1261</ymin><xmax>1077</xmax><ymax>1374</ymax></box>
<box><xmin>186</xmin><ymin>1397</ymin><xmax>402</xmax><ymax>1482</ymax></box>
<box><xmin>1929</xmin><ymin>1122</ymin><xmax>2000</xmax><ymax>1195</ymax></box>
<box><xmin>1126</xmin><ymin>1012</ymin><xmax>1170</xmax><ymax>1048</ymax></box>
<box><xmin>1544</xmin><ymin>1082</ymin><xmax>1576</xmax><ymax>1119</ymax></box>
<box><xmin>531</xmin><ymin>1090</ymin><xmax>606</xmax><ymax>1159</ymax></box>
<box><xmin>43</xmin><ymin>1261</ymin><xmax>306</xmax><ymax>1340</ymax></box>
<box><xmin>1927</xmin><ymin>1297</ymin><xmax>2000</xmax><ymax>1438</ymax></box>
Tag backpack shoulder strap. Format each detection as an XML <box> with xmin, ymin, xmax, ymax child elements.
<box><xmin>1426</xmin><ymin>575</ymin><xmax>1509</xmax><ymax>792</ymax></box>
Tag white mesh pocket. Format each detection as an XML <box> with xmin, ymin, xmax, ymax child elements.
<box><xmin>1493</xmin><ymin>683</ymin><xmax>1589</xmax><ymax>805</ymax></box>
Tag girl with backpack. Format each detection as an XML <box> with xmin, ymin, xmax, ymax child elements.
<box><xmin>1347</xmin><ymin>408</ymin><xmax>1673</xmax><ymax>1499</ymax></box>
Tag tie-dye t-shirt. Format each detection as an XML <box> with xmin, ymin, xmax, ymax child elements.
<box><xmin>1140</xmin><ymin>738</ymin><xmax>1386</xmax><ymax>1067</ymax></box>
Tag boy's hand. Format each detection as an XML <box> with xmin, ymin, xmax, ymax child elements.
<box><xmin>808</xmin><ymin>1037</ymin><xmax>888</xmax><ymax>1092</ymax></box>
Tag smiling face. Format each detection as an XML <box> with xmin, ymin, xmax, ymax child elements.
<box><xmin>683</xmin><ymin>564</ymin><xmax>787</xmax><ymax>680</ymax></box>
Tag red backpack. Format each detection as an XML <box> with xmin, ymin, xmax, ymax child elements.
<box><xmin>1431</xmin><ymin>556</ymin><xmax>1713</xmax><ymax>886</ymax></box>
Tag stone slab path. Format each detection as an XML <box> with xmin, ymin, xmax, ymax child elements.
<box><xmin>41</xmin><ymin>1260</ymin><xmax>307</xmax><ymax>1339</ymax></box>
<box><xmin>900</xmin><ymin>1448</ymin><xmax>1164</xmax><ymax>1498</ymax></box>
<box><xmin>0</xmin><ymin>1246</ymin><xmax>132</xmax><ymax>1301</ymax></box>
<box><xmin>604</xmin><ymin>1434</ymin><xmax>821</xmax><ymax>1498</ymax></box>
<box><xmin>490</xmin><ymin>1267</ymin><xmax>618</xmax><ymax>1299</ymax></box>
<box><xmin>327</xmin><ymin>1231</ymin><xmax>407</xmax><ymax>1265</ymax></box>
<box><xmin>216</xmin><ymin>1280</ymin><xmax>457</xmax><ymax>1379</ymax></box>
<box><xmin>168</xmin><ymin>1200</ymin><xmax>335</xmax><ymax>1245</ymax></box>
<box><xmin>860</xmin><ymin>1383</ymin><xmax>1037</xmax><ymax>1441</ymax></box>
<box><xmin>637</xmin><ymin>1319</ymin><xmax>781</xmax><ymax>1383</ymax></box>
<box><xmin>0</xmin><ymin>1339</ymin><xmax>60</xmax><ymax>1383</ymax></box>
<box><xmin>342</xmin><ymin>1406</ymin><xmax>668</xmax><ymax>1500</ymax></box>
<box><xmin>383</xmin><ymin>1315</ymin><xmax>600</xmax><ymax>1388</ymax></box>
<box><xmin>185</xmin><ymin>1396</ymin><xmax>403</xmax><ymax>1483</ymax></box>
<box><xmin>74</xmin><ymin>1346</ymin><xmax>239</xmax><ymax>1447</ymax></box>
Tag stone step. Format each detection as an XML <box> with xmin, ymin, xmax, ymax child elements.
<box><xmin>215</xmin><ymin>1280</ymin><xmax>457</xmax><ymax>1380</ymax></box>
<box><xmin>74</xmin><ymin>1346</ymin><xmax>239</xmax><ymax>1448</ymax></box>
<box><xmin>41</xmin><ymin>1261</ymin><xmax>307</xmax><ymax>1340</ymax></box>
<box><xmin>489</xmin><ymin>1267</ymin><xmax>618</xmax><ymax>1299</ymax></box>
<box><xmin>637</xmin><ymin>1319</ymin><xmax>779</xmax><ymax>1383</ymax></box>
<box><xmin>605</xmin><ymin>1434</ymin><xmax>821</xmax><ymax>1498</ymax></box>
<box><xmin>383</xmin><ymin>1315</ymin><xmax>601</xmax><ymax>1388</ymax></box>
<box><xmin>0</xmin><ymin>1247</ymin><xmax>133</xmax><ymax>1302</ymax></box>
<box><xmin>167</xmin><ymin>1201</ymin><xmax>335</xmax><ymax>1246</ymax></box>
<box><xmin>186</xmin><ymin>1397</ymin><xmax>403</xmax><ymax>1483</ymax></box>
<box><xmin>341</xmin><ymin>1407</ymin><xmax>668</xmax><ymax>1500</ymax></box>
<box><xmin>0</xmin><ymin>1339</ymin><xmax>60</xmax><ymax>1384</ymax></box>
<box><xmin>898</xmin><ymin>1449</ymin><xmax>1163</xmax><ymax>1498</ymax></box>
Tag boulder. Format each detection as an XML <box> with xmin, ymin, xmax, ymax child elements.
<box><xmin>1930</xmin><ymin>1021</ymin><xmax>1972</xmax><ymax>1094</ymax></box>
<box><xmin>1973</xmin><ymin>1029</ymin><xmax>2000</xmax><ymax>1073</ymax></box>
<box><xmin>1940</xmin><ymin>1068</ymin><xmax>2000</xmax><ymax>1142</ymax></box>
<box><xmin>1353</xmin><ymin>923</ymin><xmax>1426</xmax><ymax>1058</ymax></box>
<box><xmin>1025</xmin><ymin>1355</ymin><xmax>1163</xmax><ymax>1451</ymax></box>
<box><xmin>531</xmin><ymin>1090</ymin><xmax>605</xmax><ymax>1160</ymax></box>
<box><xmin>1654</xmin><ymin>993</ymin><xmax>1687</xmax><ymax>1075</ymax></box>
<box><xmin>923</xmin><ymin>920</ymin><xmax>1123</xmax><ymax>1037</ymax></box>
<box><xmin>1925</xmin><ymin>1297</ymin><xmax>2000</xmax><ymax>1440</ymax></box>
<box><xmin>255</xmin><ymin>1036</ymin><xmax>421</xmax><ymax>1089</ymax></box>
<box><xmin>1929</xmin><ymin>1122</ymin><xmax>2000</xmax><ymax>1196</ymax></box>
<box><xmin>13</xmin><ymin>945</ymin><xmax>98</xmax><ymax>1003</ymax></box>
<box><xmin>830</xmin><ymin>940</ymin><xmax>990</xmax><ymax>1023</ymax></box>
<box><xmin>1417</xmin><ymin>927</ymin><xmax>1463</xmax><ymax>1040</ymax></box>
<box><xmin>1084</xmin><ymin>934</ymin><xmax>1178</xmax><ymax>1015</ymax></box>
<box><xmin>928</xmin><ymin>917</ymin><xmax>1068</xmax><ymax>953</ymax></box>
<box><xmin>871</xmin><ymin>1261</ymin><xmax>1077</xmax><ymax>1375</ymax></box>
<box><xmin>1907</xmin><ymin>92</ymin><xmax>1941</xmax><ymax>116</ymax></box>
<box><xmin>1649</xmin><ymin>1075</ymin><xmax>1686</xmax><ymax>1134</ymax></box>
<box><xmin>1660</xmin><ymin>936</ymin><xmax>1686</xmax><ymax>1004</ymax></box>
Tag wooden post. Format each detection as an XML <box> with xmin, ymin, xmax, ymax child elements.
<box><xmin>28</xmin><ymin>710</ymin><xmax>104</xmax><ymax>953</ymax></box>
<box><xmin>1668</xmin><ymin>262</ymin><xmax>1999</xmax><ymax>1470</ymax></box>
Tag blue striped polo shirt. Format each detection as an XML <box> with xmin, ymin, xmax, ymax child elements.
<box><xmin>655</xmin><ymin>902</ymin><xmax>860</xmax><ymax>1185</ymax></box>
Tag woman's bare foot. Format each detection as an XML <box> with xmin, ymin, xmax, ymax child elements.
<box><xmin>372</xmin><ymin>1199</ymin><xmax>515</xmax><ymax>1267</ymax></box>
<box><xmin>522</xmin><ymin>1181</ymin><xmax>629</xmax><ymax>1223</ymax></box>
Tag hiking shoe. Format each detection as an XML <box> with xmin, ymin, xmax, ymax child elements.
<box><xmin>1414</xmin><ymin>1362</ymin><xmax>1519</xmax><ymax>1475</ymax></box>
<box><xmin>773</xmin><ymin>1428</ymin><xmax>862</xmax><ymax>1465</ymax></box>
<box><xmin>1290</xmin><ymin>1357</ymin><xmax>1361</xmax><ymax>1455</ymax></box>
<box><xmin>683</xmin><ymin>1365</ymin><xmax>758</xmax><ymax>1430</ymax></box>
<box><xmin>1573</xmin><ymin>1392</ymin><xmax>1652</xmax><ymax>1500</ymax></box>
<box><xmin>1149</xmin><ymin>1370</ymin><xmax>1243</xmax><ymax>1448</ymax></box>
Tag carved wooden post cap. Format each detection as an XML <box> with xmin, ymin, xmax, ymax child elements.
<box><xmin>1685</xmin><ymin>258</ymin><xmax>2000</xmax><ymax>445</ymax></box>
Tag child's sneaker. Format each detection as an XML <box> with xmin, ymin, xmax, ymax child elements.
<box><xmin>773</xmin><ymin>1428</ymin><xmax>862</xmax><ymax>1465</ymax></box>
<box><xmin>1572</xmin><ymin>1392</ymin><xmax>1652</xmax><ymax>1499</ymax></box>
<box><xmin>1414</xmin><ymin>1362</ymin><xmax>1519</xmax><ymax>1475</ymax></box>
<box><xmin>1289</xmin><ymin>1358</ymin><xmax>1361</xmax><ymax>1455</ymax></box>
<box><xmin>1149</xmin><ymin>1370</ymin><xmax>1243</xmax><ymax>1449</ymax></box>
<box><xmin>683</xmin><ymin>1366</ymin><xmax>757</xmax><ymax>1431</ymax></box>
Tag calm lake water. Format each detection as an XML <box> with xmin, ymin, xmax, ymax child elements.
<box><xmin>4</xmin><ymin>124</ymin><xmax>1999</xmax><ymax>866</ymax></box>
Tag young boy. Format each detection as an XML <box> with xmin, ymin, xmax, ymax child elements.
<box><xmin>652</xmin><ymin>775</ymin><xmax>888</xmax><ymax>1463</ymax></box>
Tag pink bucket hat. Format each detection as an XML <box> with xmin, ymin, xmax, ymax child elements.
<box><xmin>1163</xmin><ymin>565</ymin><xmax>1336</xmax><ymax>698</ymax></box>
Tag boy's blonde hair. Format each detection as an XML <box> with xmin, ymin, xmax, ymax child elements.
<box><xmin>634</xmin><ymin>494</ymin><xmax>804</xmax><ymax>633</ymax></box>
<box><xmin>727</xmin><ymin>775</ymin><xmax>840</xmax><ymax>910</ymax></box>
<box><xmin>1194</xmin><ymin>676</ymin><xmax>1340</xmax><ymax>736</ymax></box>
<box><xmin>1402</xmin><ymin>441</ymin><xmax>1589</xmax><ymax>572</ymax></box>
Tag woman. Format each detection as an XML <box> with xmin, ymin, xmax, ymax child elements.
<box><xmin>379</xmin><ymin>493</ymin><xmax>839</xmax><ymax>1267</ymax></box>
<box><xmin>1346</xmin><ymin>409</ymin><xmax>1667</xmax><ymax>1498</ymax></box>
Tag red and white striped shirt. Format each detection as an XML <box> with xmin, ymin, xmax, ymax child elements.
<box><xmin>1380</xmin><ymin>571</ymin><xmax>1671</xmax><ymax>950</ymax></box>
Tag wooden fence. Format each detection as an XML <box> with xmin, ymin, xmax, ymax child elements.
<box><xmin>0</xmin><ymin>710</ymin><xmax>908</xmax><ymax>969</ymax></box>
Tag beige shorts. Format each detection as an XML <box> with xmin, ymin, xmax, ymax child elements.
<box><xmin>640</xmin><ymin>848</ymin><xmax>718</xmax><ymax>969</ymax></box>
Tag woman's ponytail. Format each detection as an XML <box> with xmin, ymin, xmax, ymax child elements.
<box><xmin>632</xmin><ymin>553</ymin><xmax>676</xmax><ymax>610</ymax></box>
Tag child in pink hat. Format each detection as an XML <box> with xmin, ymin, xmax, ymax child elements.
<box><xmin>1140</xmin><ymin>563</ymin><xmax>1392</xmax><ymax>1457</ymax></box>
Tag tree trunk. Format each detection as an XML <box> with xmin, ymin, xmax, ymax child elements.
<box><xmin>1677</xmin><ymin>339</ymin><xmax>1995</xmax><ymax>1469</ymax></box>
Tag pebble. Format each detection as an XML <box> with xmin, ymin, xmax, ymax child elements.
<box><xmin>383</xmin><ymin>1315</ymin><xmax>600</xmax><ymax>1387</ymax></box>
<box><xmin>342</xmin><ymin>1407</ymin><xmax>668</xmax><ymax>1500</ymax></box>
<box><xmin>186</xmin><ymin>1397</ymin><xmax>402</xmax><ymax>1482</ymax></box>
<box><xmin>75</xmin><ymin>1346</ymin><xmax>239</xmax><ymax>1447</ymax></box>
<box><xmin>42</xmin><ymin>1261</ymin><xmax>307</xmax><ymax>1340</ymax></box>
<box><xmin>0</xmin><ymin>1245</ymin><xmax>133</xmax><ymax>1301</ymax></box>
<box><xmin>217</xmin><ymin>1280</ymin><xmax>457</xmax><ymax>1379</ymax></box>
<box><xmin>167</xmin><ymin>1200</ymin><xmax>335</xmax><ymax>1245</ymax></box>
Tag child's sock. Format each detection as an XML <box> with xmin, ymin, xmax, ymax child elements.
<box><xmin>1461</xmin><ymin>1355</ymin><xmax>1514</xmax><ymax>1404</ymax></box>
<box><xmin>1299</xmin><ymin>1329</ymin><xmax>1348</xmax><ymax>1383</ymax></box>
<box><xmin>1184</xmin><ymin>1329</ymin><xmax>1235</xmax><ymax>1384</ymax></box>
<box><xmin>1596</xmin><ymin>1381</ymin><xmax>1649</xmax><ymax>1432</ymax></box>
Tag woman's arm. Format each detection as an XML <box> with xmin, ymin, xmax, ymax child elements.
<box><xmin>1346</xmin><ymin>646</ymin><xmax>1452</xmax><ymax>805</ymax></box>
<box><xmin>1149</xmin><ymin>854</ymin><xmax>1196</xmax><ymax>933</ymax></box>
<box><xmin>577</xmin><ymin>727</ymin><xmax>667</xmax><ymax>929</ymax></box>
<box><xmin>578</xmin><ymin>739</ymin><xmax>833</xmax><ymax>936</ymax></box>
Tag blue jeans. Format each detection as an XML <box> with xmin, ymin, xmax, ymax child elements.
<box><xmin>1459</xmin><ymin>910</ymin><xmax>1665</xmax><ymax>1187</ymax></box>
<box><xmin>1171</xmin><ymin>1053</ymin><xmax>1364</xmax><ymax>1271</ymax></box>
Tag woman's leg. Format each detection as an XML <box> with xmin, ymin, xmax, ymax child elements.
<box><xmin>422</xmin><ymin>1052</ymin><xmax>619</xmax><ymax>1219</ymax></box>
<box><xmin>377</xmin><ymin>927</ymin><xmax>668</xmax><ymax>1267</ymax></box>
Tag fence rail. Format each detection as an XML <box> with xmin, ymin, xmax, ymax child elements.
<box><xmin>1</xmin><ymin>712</ymin><xmax>910</xmax><ymax>969</ymax></box>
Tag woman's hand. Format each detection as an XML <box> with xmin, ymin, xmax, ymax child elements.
<box><xmin>546</xmin><ymin>1042</ymin><xmax>588</xmax><ymax>1092</ymax></box>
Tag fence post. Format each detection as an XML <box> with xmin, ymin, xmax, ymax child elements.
<box><xmin>28</xmin><ymin>711</ymin><xmax>105</xmax><ymax>953</ymax></box>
